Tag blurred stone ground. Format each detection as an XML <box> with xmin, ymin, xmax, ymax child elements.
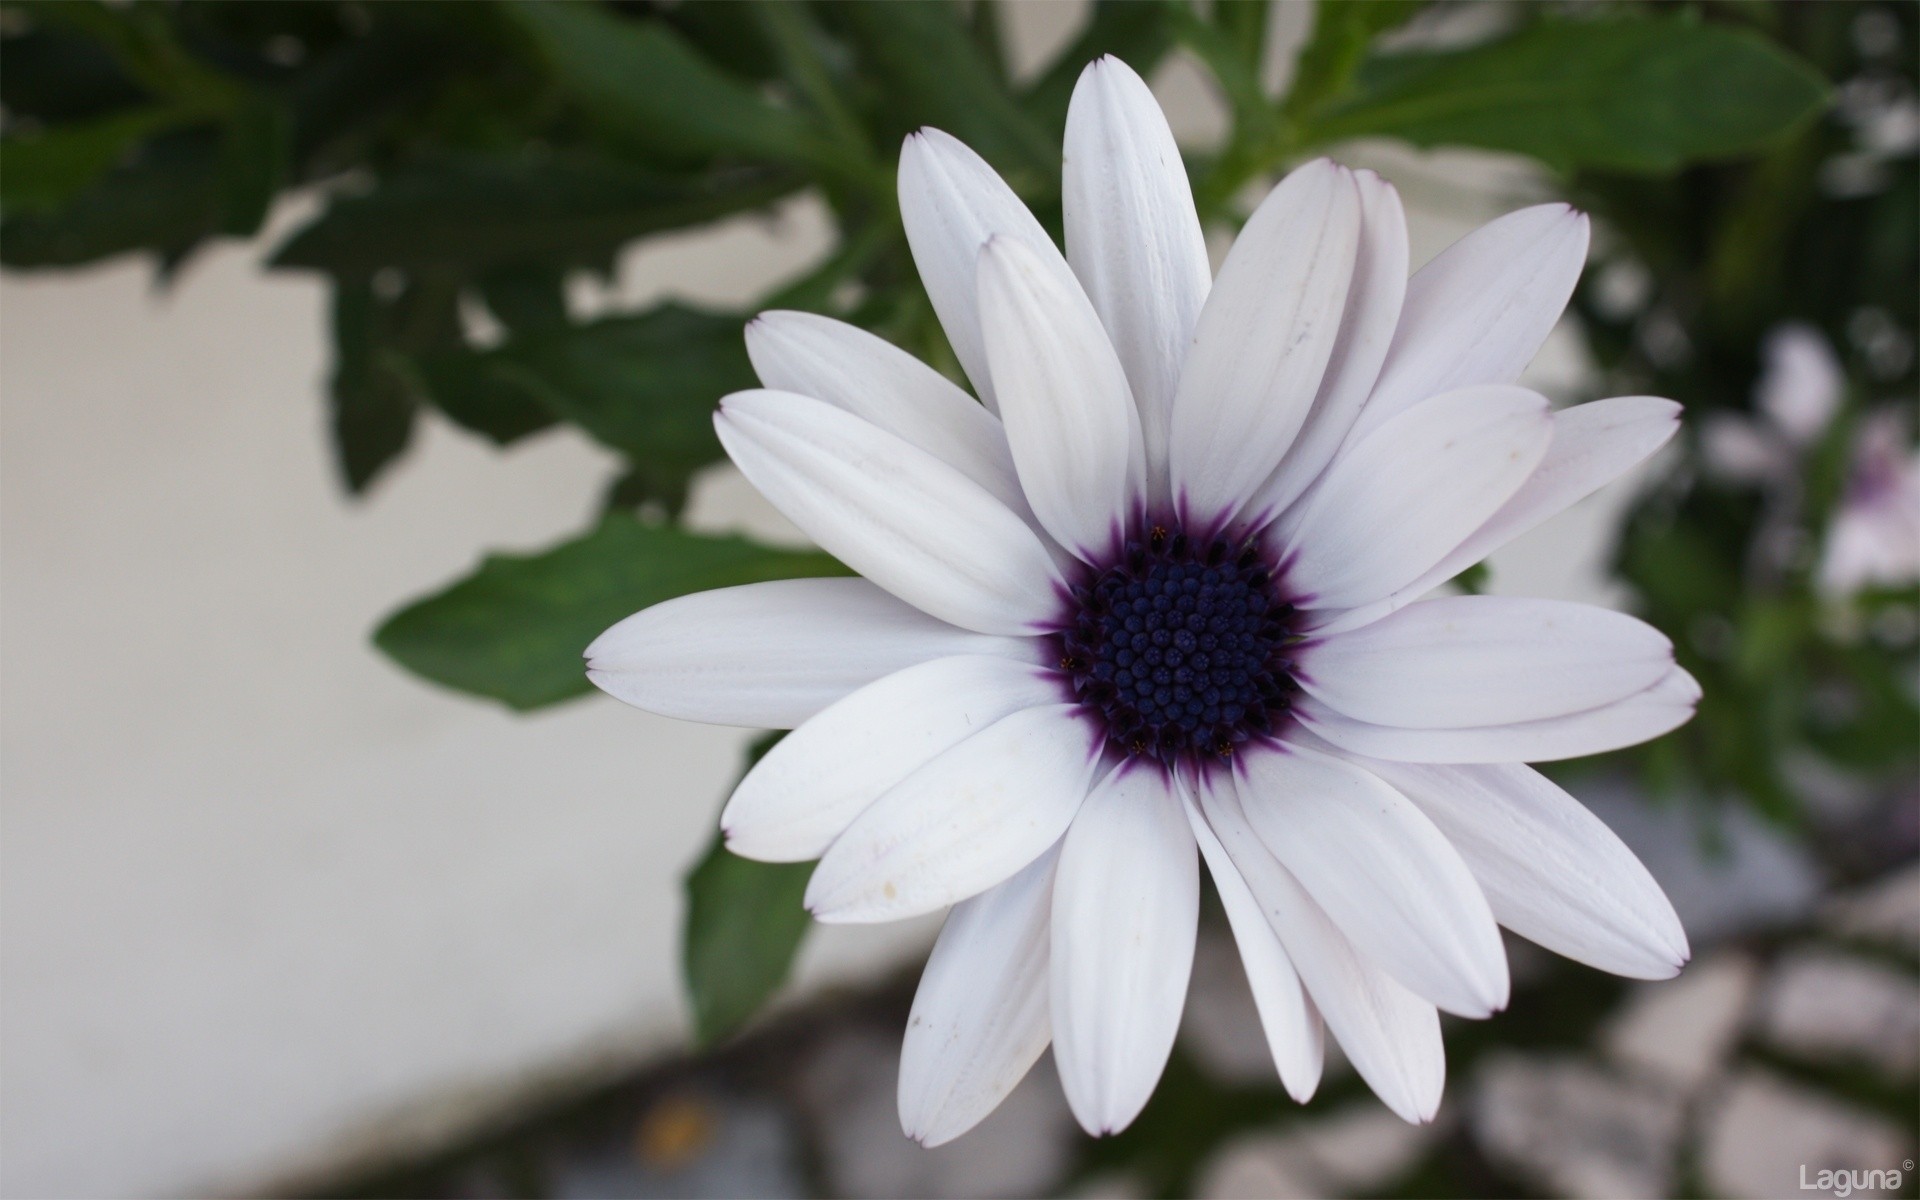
<box><xmin>295</xmin><ymin>781</ymin><xmax>1918</xmax><ymax>1200</ymax></box>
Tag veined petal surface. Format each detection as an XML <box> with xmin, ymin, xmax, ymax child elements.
<box><xmin>1358</xmin><ymin>758</ymin><xmax>1690</xmax><ymax>979</ymax></box>
<box><xmin>978</xmin><ymin>234</ymin><xmax>1145</xmax><ymax>559</ymax></box>
<box><xmin>1063</xmin><ymin>55</ymin><xmax>1211</xmax><ymax>498</ymax></box>
<box><xmin>900</xmin><ymin>846</ymin><xmax>1058</xmax><ymax>1147</ymax></box>
<box><xmin>716</xmin><ymin>390</ymin><xmax>1062</xmax><ymax>636</ymax></box>
<box><xmin>1298</xmin><ymin>596</ymin><xmax>1674</xmax><ymax>729</ymax></box>
<box><xmin>899</xmin><ymin>128</ymin><xmax>1064</xmax><ymax>412</ymax></box>
<box><xmin>1243</xmin><ymin>169</ymin><xmax>1409</xmax><ymax>526</ymax></box>
<box><xmin>1283</xmin><ymin>385</ymin><xmax>1552</xmax><ymax>611</ymax></box>
<box><xmin>1051</xmin><ymin>762</ymin><xmax>1198</xmax><ymax>1134</ymax></box>
<box><xmin>586</xmin><ymin>578</ymin><xmax>1027</xmax><ymax>728</ymax></box>
<box><xmin>806</xmin><ymin>704</ymin><xmax>1101</xmax><ymax>922</ymax></box>
<box><xmin>722</xmin><ymin>655</ymin><xmax>1060</xmax><ymax>862</ymax></box>
<box><xmin>1353</xmin><ymin>204</ymin><xmax>1589</xmax><ymax>438</ymax></box>
<box><xmin>1169</xmin><ymin>159</ymin><xmax>1360</xmax><ymax>530</ymax></box>
<box><xmin>1236</xmin><ymin>740</ymin><xmax>1509</xmax><ymax>1018</ymax></box>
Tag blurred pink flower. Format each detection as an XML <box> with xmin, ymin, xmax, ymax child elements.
<box><xmin>1820</xmin><ymin>409</ymin><xmax>1920</xmax><ymax>597</ymax></box>
<box><xmin>1702</xmin><ymin>321</ymin><xmax>1845</xmax><ymax>484</ymax></box>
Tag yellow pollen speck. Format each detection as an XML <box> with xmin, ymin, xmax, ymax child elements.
<box><xmin>883</xmin><ymin>881</ymin><xmax>897</xmax><ymax>899</ymax></box>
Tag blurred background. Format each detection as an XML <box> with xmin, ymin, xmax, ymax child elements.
<box><xmin>0</xmin><ymin>1</ymin><xmax>1914</xmax><ymax>1197</ymax></box>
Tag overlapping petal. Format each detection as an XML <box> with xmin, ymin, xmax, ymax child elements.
<box><xmin>1358</xmin><ymin>758</ymin><xmax>1690</xmax><ymax>979</ymax></box>
<box><xmin>745</xmin><ymin>310</ymin><xmax>1028</xmax><ymax>516</ymax></box>
<box><xmin>1235</xmin><ymin>740</ymin><xmax>1510</xmax><ymax>1018</ymax></box>
<box><xmin>899</xmin><ymin>846</ymin><xmax>1058</xmax><ymax>1147</ymax></box>
<box><xmin>1194</xmin><ymin>774</ymin><xmax>1445</xmax><ymax>1123</ymax></box>
<box><xmin>722</xmin><ymin>655</ymin><xmax>1060</xmax><ymax>862</ymax></box>
<box><xmin>1169</xmin><ymin>159</ymin><xmax>1360</xmax><ymax>529</ymax></box>
<box><xmin>1181</xmin><ymin>784</ymin><xmax>1324</xmax><ymax>1101</ymax></box>
<box><xmin>898</xmin><ymin>128</ymin><xmax>1065</xmax><ymax>412</ymax></box>
<box><xmin>1297</xmin><ymin>596</ymin><xmax>1674</xmax><ymax>729</ymax></box>
<box><xmin>716</xmin><ymin>390</ymin><xmax>1062</xmax><ymax>636</ymax></box>
<box><xmin>586</xmin><ymin>578</ymin><xmax>1029</xmax><ymax>728</ymax></box>
<box><xmin>1051</xmin><ymin>763</ymin><xmax>1198</xmax><ymax>1134</ymax></box>
<box><xmin>1242</xmin><ymin>169</ymin><xmax>1410</xmax><ymax>527</ymax></box>
<box><xmin>806</xmin><ymin>704</ymin><xmax>1101</xmax><ymax>922</ymax></box>
<box><xmin>1352</xmin><ymin>204</ymin><xmax>1589</xmax><ymax>438</ymax></box>
<box><xmin>978</xmin><ymin>234</ymin><xmax>1145</xmax><ymax>558</ymax></box>
<box><xmin>1063</xmin><ymin>55</ymin><xmax>1211</xmax><ymax>497</ymax></box>
<box><xmin>1296</xmin><ymin>665</ymin><xmax>1702</xmax><ymax>764</ymax></box>
<box><xmin>1282</xmin><ymin>385</ymin><xmax>1553</xmax><ymax>610</ymax></box>
<box><xmin>1317</xmin><ymin>395</ymin><xmax>1681</xmax><ymax>633</ymax></box>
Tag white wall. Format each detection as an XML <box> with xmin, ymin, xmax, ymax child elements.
<box><xmin>0</xmin><ymin>6</ymin><xmax>1642</xmax><ymax>1194</ymax></box>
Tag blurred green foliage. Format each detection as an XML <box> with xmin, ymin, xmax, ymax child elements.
<box><xmin>5</xmin><ymin>0</ymin><xmax>1907</xmax><ymax>1052</ymax></box>
<box><xmin>1565</xmin><ymin>3</ymin><xmax>1919</xmax><ymax>840</ymax></box>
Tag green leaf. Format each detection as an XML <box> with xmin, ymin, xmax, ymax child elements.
<box><xmin>1168</xmin><ymin>2</ymin><xmax>1272</xmax><ymax>134</ymax></box>
<box><xmin>271</xmin><ymin>152</ymin><xmax>797</xmax><ymax>274</ymax></box>
<box><xmin>31</xmin><ymin>0</ymin><xmax>245</xmax><ymax>113</ymax></box>
<box><xmin>827</xmin><ymin>0</ymin><xmax>1058</xmax><ymax>183</ymax></box>
<box><xmin>427</xmin><ymin>304</ymin><xmax>758</xmax><ymax>492</ymax></box>
<box><xmin>216</xmin><ymin>97</ymin><xmax>290</xmax><ymax>237</ymax></box>
<box><xmin>0</xmin><ymin>105</ymin><xmax>187</xmax><ymax>214</ymax></box>
<box><xmin>502</xmin><ymin>0</ymin><xmax>838</xmax><ymax>170</ymax></box>
<box><xmin>683</xmin><ymin>732</ymin><xmax>813</xmax><ymax>1045</ymax></box>
<box><xmin>478</xmin><ymin>264</ymin><xmax>571</xmax><ymax>333</ymax></box>
<box><xmin>1310</xmin><ymin>16</ymin><xmax>1830</xmax><ymax>173</ymax></box>
<box><xmin>1282</xmin><ymin>0</ymin><xmax>1426</xmax><ymax>119</ymax></box>
<box><xmin>328</xmin><ymin>278</ymin><xmax>418</xmax><ymax>494</ymax></box>
<box><xmin>0</xmin><ymin>25</ymin><xmax>151</xmax><ymax>123</ymax></box>
<box><xmin>375</xmin><ymin>516</ymin><xmax>846</xmax><ymax>710</ymax></box>
<box><xmin>0</xmin><ymin>129</ymin><xmax>224</xmax><ymax>269</ymax></box>
<box><xmin>410</xmin><ymin>351</ymin><xmax>557</xmax><ymax>447</ymax></box>
<box><xmin>1020</xmin><ymin>0</ymin><xmax>1176</xmax><ymax>138</ymax></box>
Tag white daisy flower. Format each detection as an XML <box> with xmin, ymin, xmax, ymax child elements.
<box><xmin>588</xmin><ymin>58</ymin><xmax>1695</xmax><ymax>1142</ymax></box>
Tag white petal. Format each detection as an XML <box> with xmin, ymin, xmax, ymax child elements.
<box><xmin>806</xmin><ymin>703</ymin><xmax>1101</xmax><ymax>922</ymax></box>
<box><xmin>586</xmin><ymin>578</ymin><xmax>1028</xmax><ymax>728</ymax></box>
<box><xmin>716</xmin><ymin>390</ymin><xmax>1062</xmax><ymax>636</ymax></box>
<box><xmin>1352</xmin><ymin>204</ymin><xmax>1589</xmax><ymax>439</ymax></box>
<box><xmin>1181</xmin><ymin>784</ymin><xmax>1324</xmax><ymax>1101</ymax></box>
<box><xmin>1243</xmin><ymin>169</ymin><xmax>1410</xmax><ymax>526</ymax></box>
<box><xmin>1296</xmin><ymin>664</ymin><xmax>1702</xmax><ymax>763</ymax></box>
<box><xmin>899</xmin><ymin>846</ymin><xmax>1058</xmax><ymax>1147</ymax></box>
<box><xmin>1358</xmin><ymin>759</ymin><xmax>1690</xmax><ymax>979</ymax></box>
<box><xmin>899</xmin><ymin>128</ymin><xmax>1063</xmax><ymax>413</ymax></box>
<box><xmin>1051</xmin><ymin>762</ymin><xmax>1199</xmax><ymax>1135</ymax></box>
<box><xmin>746</xmin><ymin>310</ymin><xmax>1027</xmax><ymax>511</ymax></box>
<box><xmin>722</xmin><ymin>655</ymin><xmax>1060</xmax><ymax>862</ymax></box>
<box><xmin>1063</xmin><ymin>56</ymin><xmax>1211</xmax><ymax>498</ymax></box>
<box><xmin>1235</xmin><ymin>740</ymin><xmax>1509</xmax><ymax>1017</ymax></box>
<box><xmin>1169</xmin><ymin>159</ymin><xmax>1361</xmax><ymax>530</ymax></box>
<box><xmin>1316</xmin><ymin>395</ymin><xmax>1681</xmax><ymax>633</ymax></box>
<box><xmin>1283</xmin><ymin>385</ymin><xmax>1552</xmax><ymax>610</ymax></box>
<box><xmin>1194</xmin><ymin>772</ymin><xmax>1444</xmax><ymax>1123</ymax></box>
<box><xmin>1297</xmin><ymin>596</ymin><xmax>1674</xmax><ymax>729</ymax></box>
<box><xmin>978</xmin><ymin>234</ymin><xmax>1145</xmax><ymax>559</ymax></box>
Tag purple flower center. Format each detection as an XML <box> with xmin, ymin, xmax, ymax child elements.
<box><xmin>1055</xmin><ymin>525</ymin><xmax>1297</xmax><ymax>767</ymax></box>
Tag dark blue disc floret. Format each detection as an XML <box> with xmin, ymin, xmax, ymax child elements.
<box><xmin>1055</xmin><ymin>525</ymin><xmax>1297</xmax><ymax>767</ymax></box>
